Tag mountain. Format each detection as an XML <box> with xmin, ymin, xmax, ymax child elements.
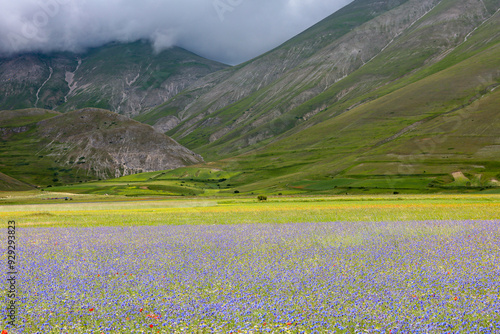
<box><xmin>1</xmin><ymin>0</ymin><xmax>499</xmax><ymax>194</ymax></box>
<box><xmin>138</xmin><ymin>0</ymin><xmax>499</xmax><ymax>194</ymax></box>
<box><xmin>0</xmin><ymin>108</ymin><xmax>203</xmax><ymax>187</ymax></box>
<box><xmin>140</xmin><ymin>0</ymin><xmax>499</xmax><ymax>157</ymax></box>
<box><xmin>0</xmin><ymin>41</ymin><xmax>229</xmax><ymax>116</ymax></box>
<box><xmin>139</xmin><ymin>0</ymin><xmax>423</xmax><ymax>136</ymax></box>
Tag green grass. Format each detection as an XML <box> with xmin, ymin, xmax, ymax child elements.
<box><xmin>48</xmin><ymin>182</ymin><xmax>204</xmax><ymax>197</ymax></box>
<box><xmin>2</xmin><ymin>194</ymin><xmax>499</xmax><ymax>228</ymax></box>
<box><xmin>0</xmin><ymin>172</ymin><xmax>33</xmax><ymax>191</ymax></box>
<box><xmin>0</xmin><ymin>108</ymin><xmax>59</xmax><ymax>126</ymax></box>
<box><xmin>46</xmin><ymin>162</ymin><xmax>496</xmax><ymax>197</ymax></box>
<box><xmin>40</xmin><ymin>166</ymin><xmax>243</xmax><ymax>197</ymax></box>
<box><xmin>290</xmin><ymin>177</ymin><xmax>432</xmax><ymax>191</ymax></box>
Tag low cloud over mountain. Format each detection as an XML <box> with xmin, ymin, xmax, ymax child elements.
<box><xmin>0</xmin><ymin>0</ymin><xmax>352</xmax><ymax>64</ymax></box>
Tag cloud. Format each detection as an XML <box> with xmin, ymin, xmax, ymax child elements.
<box><xmin>0</xmin><ymin>0</ymin><xmax>353</xmax><ymax>65</ymax></box>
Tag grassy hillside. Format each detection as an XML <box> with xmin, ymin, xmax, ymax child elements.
<box><xmin>83</xmin><ymin>7</ymin><xmax>500</xmax><ymax>197</ymax></box>
<box><xmin>138</xmin><ymin>0</ymin><xmax>417</xmax><ymax>137</ymax></box>
<box><xmin>187</xmin><ymin>0</ymin><xmax>499</xmax><ymax>159</ymax></box>
<box><xmin>0</xmin><ymin>109</ymin><xmax>63</xmax><ymax>186</ymax></box>
<box><xmin>209</xmin><ymin>33</ymin><xmax>500</xmax><ymax>193</ymax></box>
<box><xmin>0</xmin><ymin>108</ymin><xmax>203</xmax><ymax>187</ymax></box>
<box><xmin>130</xmin><ymin>0</ymin><xmax>500</xmax><ymax>196</ymax></box>
<box><xmin>140</xmin><ymin>0</ymin><xmax>499</xmax><ymax>162</ymax></box>
<box><xmin>0</xmin><ymin>171</ymin><xmax>33</xmax><ymax>191</ymax></box>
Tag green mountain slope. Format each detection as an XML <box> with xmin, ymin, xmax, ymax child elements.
<box><xmin>140</xmin><ymin>0</ymin><xmax>499</xmax><ymax>162</ymax></box>
<box><xmin>133</xmin><ymin>45</ymin><xmax>498</xmax><ymax>196</ymax></box>
<box><xmin>138</xmin><ymin>0</ymin><xmax>418</xmax><ymax>135</ymax></box>
<box><xmin>0</xmin><ymin>108</ymin><xmax>203</xmax><ymax>187</ymax></box>
<box><xmin>134</xmin><ymin>0</ymin><xmax>500</xmax><ymax>195</ymax></box>
<box><xmin>0</xmin><ymin>171</ymin><xmax>33</xmax><ymax>191</ymax></box>
<box><xmin>220</xmin><ymin>41</ymin><xmax>500</xmax><ymax>194</ymax></box>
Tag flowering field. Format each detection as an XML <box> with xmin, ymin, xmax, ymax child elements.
<box><xmin>2</xmin><ymin>219</ymin><xmax>499</xmax><ymax>333</ymax></box>
<box><xmin>2</xmin><ymin>194</ymin><xmax>500</xmax><ymax>227</ymax></box>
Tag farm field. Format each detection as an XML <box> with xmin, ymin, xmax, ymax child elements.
<box><xmin>1</xmin><ymin>194</ymin><xmax>499</xmax><ymax>333</ymax></box>
<box><xmin>2</xmin><ymin>194</ymin><xmax>500</xmax><ymax>227</ymax></box>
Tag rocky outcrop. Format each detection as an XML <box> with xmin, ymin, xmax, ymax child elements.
<box><xmin>0</xmin><ymin>126</ymin><xmax>28</xmax><ymax>139</ymax></box>
<box><xmin>0</xmin><ymin>54</ymin><xmax>75</xmax><ymax>110</ymax></box>
<box><xmin>152</xmin><ymin>115</ymin><xmax>181</xmax><ymax>133</ymax></box>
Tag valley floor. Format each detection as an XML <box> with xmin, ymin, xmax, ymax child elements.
<box><xmin>1</xmin><ymin>195</ymin><xmax>499</xmax><ymax>333</ymax></box>
<box><xmin>1</xmin><ymin>193</ymin><xmax>500</xmax><ymax>227</ymax></box>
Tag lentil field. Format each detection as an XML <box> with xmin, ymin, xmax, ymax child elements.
<box><xmin>1</xmin><ymin>195</ymin><xmax>499</xmax><ymax>333</ymax></box>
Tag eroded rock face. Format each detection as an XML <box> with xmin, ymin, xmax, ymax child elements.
<box><xmin>153</xmin><ymin>115</ymin><xmax>181</xmax><ymax>133</ymax></box>
<box><xmin>0</xmin><ymin>42</ymin><xmax>229</xmax><ymax>116</ymax></box>
<box><xmin>0</xmin><ymin>54</ymin><xmax>76</xmax><ymax>110</ymax></box>
<box><xmin>36</xmin><ymin>108</ymin><xmax>203</xmax><ymax>179</ymax></box>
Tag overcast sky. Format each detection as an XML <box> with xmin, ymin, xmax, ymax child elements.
<box><xmin>0</xmin><ymin>0</ymin><xmax>353</xmax><ymax>65</ymax></box>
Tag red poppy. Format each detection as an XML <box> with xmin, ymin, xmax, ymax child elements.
<box><xmin>149</xmin><ymin>324</ymin><xmax>154</xmax><ymax>328</ymax></box>
<box><xmin>89</xmin><ymin>308</ymin><xmax>94</xmax><ymax>312</ymax></box>
<box><xmin>286</xmin><ymin>322</ymin><xmax>292</xmax><ymax>326</ymax></box>
<box><xmin>139</xmin><ymin>308</ymin><xmax>143</xmax><ymax>312</ymax></box>
<box><xmin>2</xmin><ymin>330</ymin><xmax>8</xmax><ymax>334</ymax></box>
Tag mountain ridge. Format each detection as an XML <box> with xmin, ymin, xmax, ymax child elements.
<box><xmin>0</xmin><ymin>41</ymin><xmax>229</xmax><ymax>115</ymax></box>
